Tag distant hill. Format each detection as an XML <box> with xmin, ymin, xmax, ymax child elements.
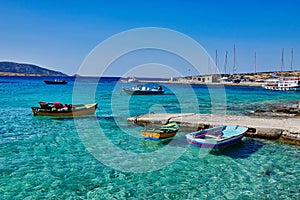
<box><xmin>0</xmin><ymin>61</ymin><xmax>67</xmax><ymax>76</ymax></box>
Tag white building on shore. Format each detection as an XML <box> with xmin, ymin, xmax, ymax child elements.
<box><xmin>178</xmin><ymin>75</ymin><xmax>220</xmax><ymax>83</ymax></box>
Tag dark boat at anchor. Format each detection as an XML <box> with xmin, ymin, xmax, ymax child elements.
<box><xmin>44</xmin><ymin>80</ymin><xmax>67</xmax><ymax>84</ymax></box>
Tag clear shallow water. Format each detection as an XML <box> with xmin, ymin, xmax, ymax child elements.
<box><xmin>0</xmin><ymin>76</ymin><xmax>300</xmax><ymax>199</ymax></box>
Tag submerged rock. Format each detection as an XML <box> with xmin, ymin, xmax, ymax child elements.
<box><xmin>251</xmin><ymin>103</ymin><xmax>300</xmax><ymax>117</ymax></box>
<box><xmin>280</xmin><ymin>130</ymin><xmax>300</xmax><ymax>145</ymax></box>
<box><xmin>245</xmin><ymin>128</ymin><xmax>282</xmax><ymax>139</ymax></box>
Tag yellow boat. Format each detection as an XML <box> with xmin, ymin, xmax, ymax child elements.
<box><xmin>141</xmin><ymin>122</ymin><xmax>179</xmax><ymax>140</ymax></box>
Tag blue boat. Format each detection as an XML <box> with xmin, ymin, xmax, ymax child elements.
<box><xmin>186</xmin><ymin>126</ymin><xmax>248</xmax><ymax>148</ymax></box>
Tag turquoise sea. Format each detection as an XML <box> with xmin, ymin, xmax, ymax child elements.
<box><xmin>1</xmin><ymin>76</ymin><xmax>300</xmax><ymax>199</ymax></box>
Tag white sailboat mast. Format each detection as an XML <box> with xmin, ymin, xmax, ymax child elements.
<box><xmin>233</xmin><ymin>44</ymin><xmax>236</xmax><ymax>74</ymax></box>
<box><xmin>291</xmin><ymin>48</ymin><xmax>294</xmax><ymax>71</ymax></box>
<box><xmin>281</xmin><ymin>48</ymin><xmax>284</xmax><ymax>72</ymax></box>
<box><xmin>223</xmin><ymin>51</ymin><xmax>228</xmax><ymax>74</ymax></box>
<box><xmin>254</xmin><ymin>52</ymin><xmax>257</xmax><ymax>75</ymax></box>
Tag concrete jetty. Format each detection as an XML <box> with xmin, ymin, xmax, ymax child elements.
<box><xmin>128</xmin><ymin>113</ymin><xmax>300</xmax><ymax>145</ymax></box>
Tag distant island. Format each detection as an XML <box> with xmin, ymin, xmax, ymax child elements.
<box><xmin>0</xmin><ymin>61</ymin><xmax>67</xmax><ymax>76</ymax></box>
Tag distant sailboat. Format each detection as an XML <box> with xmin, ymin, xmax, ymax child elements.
<box><xmin>263</xmin><ymin>48</ymin><xmax>299</xmax><ymax>91</ymax></box>
<box><xmin>219</xmin><ymin>51</ymin><xmax>230</xmax><ymax>83</ymax></box>
<box><xmin>215</xmin><ymin>49</ymin><xmax>218</xmax><ymax>69</ymax></box>
<box><xmin>231</xmin><ymin>45</ymin><xmax>240</xmax><ymax>83</ymax></box>
<box><xmin>223</xmin><ymin>51</ymin><xmax>228</xmax><ymax>74</ymax></box>
<box><xmin>233</xmin><ymin>44</ymin><xmax>237</xmax><ymax>74</ymax></box>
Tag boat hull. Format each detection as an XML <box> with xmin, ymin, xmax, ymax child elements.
<box><xmin>141</xmin><ymin>131</ymin><xmax>177</xmax><ymax>140</ymax></box>
<box><xmin>123</xmin><ymin>89</ymin><xmax>164</xmax><ymax>95</ymax></box>
<box><xmin>141</xmin><ymin>122</ymin><xmax>179</xmax><ymax>140</ymax></box>
<box><xmin>31</xmin><ymin>103</ymin><xmax>97</xmax><ymax>116</ymax></box>
<box><xmin>186</xmin><ymin>134</ymin><xmax>244</xmax><ymax>148</ymax></box>
<box><xmin>44</xmin><ymin>80</ymin><xmax>67</xmax><ymax>84</ymax></box>
<box><xmin>263</xmin><ymin>86</ymin><xmax>300</xmax><ymax>91</ymax></box>
<box><xmin>186</xmin><ymin>125</ymin><xmax>248</xmax><ymax>149</ymax></box>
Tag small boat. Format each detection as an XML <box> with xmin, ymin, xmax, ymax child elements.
<box><xmin>31</xmin><ymin>102</ymin><xmax>98</xmax><ymax>116</ymax></box>
<box><xmin>262</xmin><ymin>77</ymin><xmax>300</xmax><ymax>91</ymax></box>
<box><xmin>186</xmin><ymin>125</ymin><xmax>248</xmax><ymax>148</ymax></box>
<box><xmin>232</xmin><ymin>79</ymin><xmax>241</xmax><ymax>83</ymax></box>
<box><xmin>122</xmin><ymin>84</ymin><xmax>164</xmax><ymax>95</ymax></box>
<box><xmin>120</xmin><ymin>76</ymin><xmax>139</xmax><ymax>83</ymax></box>
<box><xmin>141</xmin><ymin>122</ymin><xmax>179</xmax><ymax>140</ymax></box>
<box><xmin>44</xmin><ymin>80</ymin><xmax>67</xmax><ymax>84</ymax></box>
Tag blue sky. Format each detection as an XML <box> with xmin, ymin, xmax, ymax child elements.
<box><xmin>0</xmin><ymin>0</ymin><xmax>299</xmax><ymax>76</ymax></box>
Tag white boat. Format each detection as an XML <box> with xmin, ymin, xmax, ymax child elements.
<box><xmin>122</xmin><ymin>84</ymin><xmax>164</xmax><ymax>95</ymax></box>
<box><xmin>262</xmin><ymin>77</ymin><xmax>300</xmax><ymax>91</ymax></box>
<box><xmin>219</xmin><ymin>77</ymin><xmax>230</xmax><ymax>83</ymax></box>
<box><xmin>121</xmin><ymin>76</ymin><xmax>139</xmax><ymax>83</ymax></box>
<box><xmin>186</xmin><ymin>125</ymin><xmax>248</xmax><ymax>149</ymax></box>
<box><xmin>128</xmin><ymin>77</ymin><xmax>138</xmax><ymax>82</ymax></box>
<box><xmin>262</xmin><ymin>78</ymin><xmax>281</xmax><ymax>90</ymax></box>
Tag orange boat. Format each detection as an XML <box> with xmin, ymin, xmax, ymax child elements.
<box><xmin>31</xmin><ymin>102</ymin><xmax>98</xmax><ymax>116</ymax></box>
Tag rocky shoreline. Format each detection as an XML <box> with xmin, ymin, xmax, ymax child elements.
<box><xmin>250</xmin><ymin>101</ymin><xmax>300</xmax><ymax>117</ymax></box>
<box><xmin>0</xmin><ymin>61</ymin><xmax>67</xmax><ymax>76</ymax></box>
<box><xmin>0</xmin><ymin>72</ymin><xmax>54</xmax><ymax>76</ymax></box>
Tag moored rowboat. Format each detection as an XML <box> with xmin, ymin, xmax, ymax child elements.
<box><xmin>141</xmin><ymin>122</ymin><xmax>179</xmax><ymax>140</ymax></box>
<box><xmin>186</xmin><ymin>125</ymin><xmax>248</xmax><ymax>148</ymax></box>
<box><xmin>31</xmin><ymin>102</ymin><xmax>98</xmax><ymax>116</ymax></box>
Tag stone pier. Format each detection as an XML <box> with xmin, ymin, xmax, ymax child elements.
<box><xmin>128</xmin><ymin>113</ymin><xmax>300</xmax><ymax>145</ymax></box>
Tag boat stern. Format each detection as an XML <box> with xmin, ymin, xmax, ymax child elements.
<box><xmin>31</xmin><ymin>107</ymin><xmax>39</xmax><ymax>115</ymax></box>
